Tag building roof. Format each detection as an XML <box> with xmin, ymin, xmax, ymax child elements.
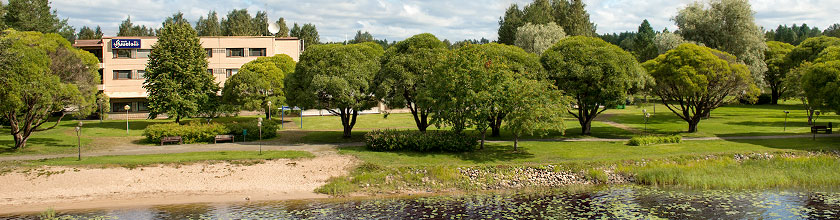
<box><xmin>73</xmin><ymin>39</ymin><xmax>102</xmax><ymax>47</ymax></box>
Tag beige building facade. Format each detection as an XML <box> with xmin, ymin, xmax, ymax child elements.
<box><xmin>73</xmin><ymin>36</ymin><xmax>302</xmax><ymax>114</ymax></box>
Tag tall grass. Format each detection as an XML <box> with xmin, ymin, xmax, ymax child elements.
<box><xmin>623</xmin><ymin>155</ymin><xmax>840</xmax><ymax>189</ymax></box>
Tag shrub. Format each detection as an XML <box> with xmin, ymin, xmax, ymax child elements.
<box><xmin>365</xmin><ymin>129</ymin><xmax>478</xmax><ymax>152</ymax></box>
<box><xmin>144</xmin><ymin>122</ymin><xmax>227</xmax><ymax>144</ymax></box>
<box><xmin>223</xmin><ymin>119</ymin><xmax>278</xmax><ymax>141</ymax></box>
<box><xmin>628</xmin><ymin>135</ymin><xmax>682</xmax><ymax>146</ymax></box>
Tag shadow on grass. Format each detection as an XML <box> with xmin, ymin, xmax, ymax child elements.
<box><xmin>720</xmin><ymin>136</ymin><xmax>840</xmax><ymax>152</ymax></box>
<box><xmin>299</xmin><ymin>131</ymin><xmax>366</xmax><ymax>143</ymax></box>
<box><xmin>340</xmin><ymin>143</ymin><xmax>534</xmax><ymax>164</ymax></box>
<box><xmin>0</xmin><ymin>137</ymin><xmax>75</xmax><ymax>154</ymax></box>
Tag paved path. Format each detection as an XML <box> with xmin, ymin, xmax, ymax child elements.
<box><xmin>487</xmin><ymin>134</ymin><xmax>840</xmax><ymax>143</ymax></box>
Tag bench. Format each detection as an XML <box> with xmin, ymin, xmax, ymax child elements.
<box><xmin>160</xmin><ymin>136</ymin><xmax>182</xmax><ymax>146</ymax></box>
<box><xmin>811</xmin><ymin>122</ymin><xmax>833</xmax><ymax>134</ymax></box>
<box><xmin>215</xmin><ymin>135</ymin><xmax>235</xmax><ymax>144</ymax></box>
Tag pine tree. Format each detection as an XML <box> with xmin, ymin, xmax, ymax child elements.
<box><xmin>253</xmin><ymin>11</ymin><xmax>270</xmax><ymax>36</ymax></box>
<box><xmin>221</xmin><ymin>9</ymin><xmax>255</xmax><ymax>36</ymax></box>
<box><xmin>634</xmin><ymin>19</ymin><xmax>658</xmax><ymax>62</ymax></box>
<box><xmin>497</xmin><ymin>4</ymin><xmax>524</xmax><ymax>45</ymax></box>
<box><xmin>196</xmin><ymin>11</ymin><xmax>221</xmax><ymax>36</ymax></box>
<box><xmin>275</xmin><ymin>17</ymin><xmax>289</xmax><ymax>37</ymax></box>
<box><xmin>3</xmin><ymin>0</ymin><xmax>74</xmax><ymax>40</ymax></box>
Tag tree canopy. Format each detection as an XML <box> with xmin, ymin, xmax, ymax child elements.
<box><xmin>374</xmin><ymin>33</ymin><xmax>448</xmax><ymax>132</ymax></box>
<box><xmin>195</xmin><ymin>11</ymin><xmax>221</xmax><ymax>36</ymax></box>
<box><xmin>765</xmin><ymin>24</ymin><xmax>822</xmax><ymax>45</ymax></box>
<box><xmin>787</xmin><ymin>36</ymin><xmax>840</xmax><ymax>67</ymax></box>
<box><xmin>2</xmin><ymin>0</ymin><xmax>74</xmax><ymax>41</ymax></box>
<box><xmin>284</xmin><ymin>42</ymin><xmax>383</xmax><ymax>138</ymax></box>
<box><xmin>643</xmin><ymin>43</ymin><xmax>757</xmax><ymax>132</ymax></box>
<box><xmin>118</xmin><ymin>16</ymin><xmax>155</xmax><ymax>36</ymax></box>
<box><xmin>0</xmin><ymin>30</ymin><xmax>100</xmax><ymax>150</ymax></box>
<box><xmin>498</xmin><ymin>0</ymin><xmax>595</xmax><ymax>45</ymax></box>
<box><xmin>144</xmin><ymin>22</ymin><xmax>218</xmax><ymax>123</ymax></box>
<box><xmin>674</xmin><ymin>0</ymin><xmax>767</xmax><ymax>86</ymax></box>
<box><xmin>514</xmin><ymin>22</ymin><xmax>566</xmax><ymax>55</ymax></box>
<box><xmin>764</xmin><ymin>41</ymin><xmax>795</xmax><ymax>104</ymax></box>
<box><xmin>222</xmin><ymin>54</ymin><xmax>295</xmax><ymax>119</ymax></box>
<box><xmin>221</xmin><ymin>9</ymin><xmax>255</xmax><ymax>36</ymax></box>
<box><xmin>76</xmin><ymin>26</ymin><xmax>103</xmax><ymax>40</ymax></box>
<box><xmin>633</xmin><ymin>19</ymin><xmax>658</xmax><ymax>62</ymax></box>
<box><xmin>541</xmin><ymin>36</ymin><xmax>646</xmax><ymax>135</ymax></box>
<box><xmin>274</xmin><ymin>18</ymin><xmax>290</xmax><ymax>37</ymax></box>
<box><xmin>290</xmin><ymin>23</ymin><xmax>320</xmax><ymax>49</ymax></box>
<box><xmin>801</xmin><ymin>61</ymin><xmax>840</xmax><ymax>114</ymax></box>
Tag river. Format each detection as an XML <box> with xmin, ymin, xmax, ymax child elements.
<box><xmin>4</xmin><ymin>185</ymin><xmax>839</xmax><ymax>219</ymax></box>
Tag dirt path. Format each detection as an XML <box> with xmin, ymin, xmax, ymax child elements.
<box><xmin>595</xmin><ymin>113</ymin><xmax>642</xmax><ymax>134</ymax></box>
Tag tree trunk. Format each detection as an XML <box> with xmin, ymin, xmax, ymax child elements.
<box><xmin>410</xmin><ymin>107</ymin><xmax>428</xmax><ymax>132</ymax></box>
<box><xmin>340</xmin><ymin>109</ymin><xmax>358</xmax><ymax>139</ymax></box>
<box><xmin>580</xmin><ymin>120</ymin><xmax>592</xmax><ymax>135</ymax></box>
<box><xmin>807</xmin><ymin>109</ymin><xmax>814</xmax><ymax>125</ymax></box>
<box><xmin>175</xmin><ymin>115</ymin><xmax>181</xmax><ymax>124</ymax></box>
<box><xmin>265</xmin><ymin>109</ymin><xmax>271</xmax><ymax>120</ymax></box>
<box><xmin>480</xmin><ymin>131</ymin><xmax>486</xmax><ymax>150</ymax></box>
<box><xmin>13</xmin><ymin>133</ymin><xmax>28</xmax><ymax>150</ymax></box>
<box><xmin>688</xmin><ymin>119</ymin><xmax>699</xmax><ymax>133</ymax></box>
<box><xmin>770</xmin><ymin>88</ymin><xmax>780</xmax><ymax>105</ymax></box>
<box><xmin>491</xmin><ymin>118</ymin><xmax>502</xmax><ymax>137</ymax></box>
<box><xmin>513</xmin><ymin>135</ymin><xmax>519</xmax><ymax>152</ymax></box>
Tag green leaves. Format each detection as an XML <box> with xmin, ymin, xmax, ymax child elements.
<box><xmin>801</xmin><ymin>61</ymin><xmax>840</xmax><ymax>114</ymax></box>
<box><xmin>222</xmin><ymin>55</ymin><xmax>294</xmax><ymax>112</ymax></box>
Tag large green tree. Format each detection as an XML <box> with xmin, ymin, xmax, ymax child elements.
<box><xmin>144</xmin><ymin>22</ymin><xmax>218</xmax><ymax>123</ymax></box>
<box><xmin>541</xmin><ymin>36</ymin><xmax>646</xmax><ymax>135</ymax></box>
<box><xmin>284</xmin><ymin>42</ymin><xmax>383</xmax><ymax>138</ymax></box>
<box><xmin>825</xmin><ymin>24</ymin><xmax>840</xmax><ymax>38</ymax></box>
<box><xmin>290</xmin><ymin>23</ymin><xmax>320</xmax><ymax>49</ymax></box>
<box><xmin>350</xmin><ymin>30</ymin><xmax>374</xmax><ymax>44</ymax></box>
<box><xmin>766</xmin><ymin>24</ymin><xmax>822</xmax><ymax>45</ymax></box>
<box><xmin>253</xmin><ymin>11</ymin><xmax>271</xmax><ymax>36</ymax></box>
<box><xmin>0</xmin><ymin>30</ymin><xmax>100</xmax><ymax>150</ymax></box>
<box><xmin>653</xmin><ymin>32</ymin><xmax>692</xmax><ymax>54</ymax></box>
<box><xmin>503</xmin><ymin>78</ymin><xmax>567</xmax><ymax>151</ymax></box>
<box><xmin>764</xmin><ymin>41</ymin><xmax>795</xmax><ymax>104</ymax></box>
<box><xmin>274</xmin><ymin>18</ymin><xmax>289</xmax><ymax>37</ymax></box>
<box><xmin>643</xmin><ymin>44</ymin><xmax>758</xmax><ymax>132</ymax></box>
<box><xmin>221</xmin><ymin>9</ymin><xmax>254</xmax><ymax>36</ymax></box>
<box><xmin>3</xmin><ymin>0</ymin><xmax>74</xmax><ymax>41</ymax></box>
<box><xmin>674</xmin><ymin>0</ymin><xmax>767</xmax><ymax>86</ymax></box>
<box><xmin>374</xmin><ymin>33</ymin><xmax>448</xmax><ymax>132</ymax></box>
<box><xmin>514</xmin><ymin>22</ymin><xmax>566</xmax><ymax>55</ymax></box>
<box><xmin>497</xmin><ymin>4</ymin><xmax>524</xmax><ymax>45</ymax></box>
<box><xmin>498</xmin><ymin>0</ymin><xmax>595</xmax><ymax>45</ymax></box>
<box><xmin>634</xmin><ymin>19</ymin><xmax>657</xmax><ymax>62</ymax></box>
<box><xmin>117</xmin><ymin>16</ymin><xmax>155</xmax><ymax>36</ymax></box>
<box><xmin>76</xmin><ymin>26</ymin><xmax>103</xmax><ymax>40</ymax></box>
<box><xmin>787</xmin><ymin>36</ymin><xmax>840</xmax><ymax>67</ymax></box>
<box><xmin>222</xmin><ymin>54</ymin><xmax>295</xmax><ymax>119</ymax></box>
<box><xmin>801</xmin><ymin>61</ymin><xmax>840</xmax><ymax>114</ymax></box>
<box><xmin>196</xmin><ymin>11</ymin><xmax>221</xmax><ymax>36</ymax></box>
<box><xmin>783</xmin><ymin>63</ymin><xmax>816</xmax><ymax>124</ymax></box>
<box><xmin>0</xmin><ymin>2</ymin><xmax>5</xmax><ymax>30</ymax></box>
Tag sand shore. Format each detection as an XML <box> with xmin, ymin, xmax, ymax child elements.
<box><xmin>0</xmin><ymin>154</ymin><xmax>356</xmax><ymax>215</ymax></box>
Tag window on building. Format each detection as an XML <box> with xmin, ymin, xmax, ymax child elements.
<box><xmin>136</xmin><ymin>70</ymin><xmax>146</xmax><ymax>79</ymax></box>
<box><xmin>225</xmin><ymin>69</ymin><xmax>238</xmax><ymax>78</ymax></box>
<box><xmin>113</xmin><ymin>70</ymin><xmax>132</xmax><ymax>80</ymax></box>
<box><xmin>206</xmin><ymin>48</ymin><xmax>213</xmax><ymax>58</ymax></box>
<box><xmin>136</xmin><ymin>49</ymin><xmax>151</xmax><ymax>58</ymax></box>
<box><xmin>112</xmin><ymin>103</ymin><xmax>131</xmax><ymax>112</ymax></box>
<box><xmin>226</xmin><ymin>48</ymin><xmax>244</xmax><ymax>57</ymax></box>
<box><xmin>114</xmin><ymin>49</ymin><xmax>132</xmax><ymax>59</ymax></box>
<box><xmin>138</xmin><ymin>102</ymin><xmax>149</xmax><ymax>111</ymax></box>
<box><xmin>249</xmin><ymin>48</ymin><xmax>266</xmax><ymax>57</ymax></box>
<box><xmin>207</xmin><ymin>69</ymin><xmax>213</xmax><ymax>75</ymax></box>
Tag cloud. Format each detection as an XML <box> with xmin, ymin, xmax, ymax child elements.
<box><xmin>52</xmin><ymin>0</ymin><xmax>840</xmax><ymax>42</ymax></box>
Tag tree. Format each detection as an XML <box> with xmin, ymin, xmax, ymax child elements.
<box><xmin>801</xmin><ymin>61</ymin><xmax>840</xmax><ymax>114</ymax></box>
<box><xmin>77</xmin><ymin>26</ymin><xmax>98</xmax><ymax>40</ymax></box>
<box><xmin>522</xmin><ymin>0</ymin><xmax>553</xmax><ymax>25</ymax></box>
<box><xmin>541</xmin><ymin>36</ymin><xmax>646</xmax><ymax>135</ymax></box>
<box><xmin>674</xmin><ymin>0</ymin><xmax>768</xmax><ymax>87</ymax></box>
<box><xmin>374</xmin><ymin>33</ymin><xmax>448</xmax><ymax>132</ymax></box>
<box><xmin>0</xmin><ymin>2</ymin><xmax>5</xmax><ymax>30</ymax></box>
<box><xmin>222</xmin><ymin>54</ymin><xmax>294</xmax><ymax>119</ymax></box>
<box><xmin>642</xmin><ymin>44</ymin><xmax>758</xmax><ymax>132</ymax></box>
<box><xmin>497</xmin><ymin>4</ymin><xmax>524</xmax><ymax>45</ymax></box>
<box><xmin>0</xmin><ymin>30</ymin><xmax>100</xmax><ymax>150</ymax></box>
<box><xmin>274</xmin><ymin>18</ymin><xmax>289</xmax><ymax>37</ymax></box>
<box><xmin>290</xmin><ymin>23</ymin><xmax>320</xmax><ymax>49</ymax></box>
<box><xmin>284</xmin><ymin>42</ymin><xmax>383</xmax><ymax>138</ymax></box>
<box><xmin>514</xmin><ymin>22</ymin><xmax>566</xmax><ymax>55</ymax></box>
<box><xmin>350</xmin><ymin>30</ymin><xmax>374</xmax><ymax>44</ymax></box>
<box><xmin>144</xmin><ymin>22</ymin><xmax>218</xmax><ymax>123</ymax></box>
<box><xmin>564</xmin><ymin>0</ymin><xmax>596</xmax><ymax>36</ymax></box>
<box><xmin>764</xmin><ymin>41</ymin><xmax>795</xmax><ymax>104</ymax></box>
<box><xmin>117</xmin><ymin>16</ymin><xmax>155</xmax><ymax>36</ymax></box>
<box><xmin>161</xmin><ymin>11</ymin><xmax>189</xmax><ymax>27</ymax></box>
<box><xmin>653</xmin><ymin>32</ymin><xmax>692</xmax><ymax>54</ymax></box>
<box><xmin>3</xmin><ymin>0</ymin><xmax>72</xmax><ymax>39</ymax></box>
<box><xmin>787</xmin><ymin>36</ymin><xmax>840</xmax><ymax>67</ymax></box>
<box><xmin>221</xmin><ymin>9</ymin><xmax>254</xmax><ymax>36</ymax></box>
<box><xmin>252</xmin><ymin>11</ymin><xmax>271</xmax><ymax>36</ymax></box>
<box><xmin>768</xmin><ymin>24</ymin><xmax>823</xmax><ymax>45</ymax></box>
<box><xmin>825</xmin><ymin>24</ymin><xmax>840</xmax><ymax>38</ymax></box>
<box><xmin>634</xmin><ymin>19</ymin><xmax>657</xmax><ymax>62</ymax></box>
<box><xmin>504</xmin><ymin>78</ymin><xmax>567</xmax><ymax>151</ymax></box>
<box><xmin>195</xmin><ymin>11</ymin><xmax>221</xmax><ymax>36</ymax></box>
<box><xmin>784</xmin><ymin>63</ymin><xmax>816</xmax><ymax>124</ymax></box>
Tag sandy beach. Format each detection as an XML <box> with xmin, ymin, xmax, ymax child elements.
<box><xmin>0</xmin><ymin>153</ymin><xmax>356</xmax><ymax>215</ymax></box>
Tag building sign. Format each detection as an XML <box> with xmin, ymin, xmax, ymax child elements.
<box><xmin>112</xmin><ymin>39</ymin><xmax>141</xmax><ymax>49</ymax></box>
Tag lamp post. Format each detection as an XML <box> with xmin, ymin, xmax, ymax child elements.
<box><xmin>813</xmin><ymin>111</ymin><xmax>821</xmax><ymax>140</ymax></box>
<box><xmin>642</xmin><ymin>109</ymin><xmax>650</xmax><ymax>135</ymax></box>
<box><xmin>124</xmin><ymin>105</ymin><xmax>131</xmax><ymax>135</ymax></box>
<box><xmin>267</xmin><ymin>101</ymin><xmax>272</xmax><ymax>120</ymax></box>
<box><xmin>783</xmin><ymin>111</ymin><xmax>790</xmax><ymax>131</ymax></box>
<box><xmin>257</xmin><ymin>117</ymin><xmax>263</xmax><ymax>155</ymax></box>
<box><xmin>75</xmin><ymin>121</ymin><xmax>83</xmax><ymax>161</ymax></box>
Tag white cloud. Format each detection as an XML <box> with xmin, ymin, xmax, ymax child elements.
<box><xmin>52</xmin><ymin>0</ymin><xmax>840</xmax><ymax>42</ymax></box>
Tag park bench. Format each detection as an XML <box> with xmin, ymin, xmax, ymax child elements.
<box><xmin>160</xmin><ymin>136</ymin><xmax>182</xmax><ymax>146</ymax></box>
<box><xmin>215</xmin><ymin>134</ymin><xmax>235</xmax><ymax>144</ymax></box>
<box><xmin>811</xmin><ymin>122</ymin><xmax>833</xmax><ymax>134</ymax></box>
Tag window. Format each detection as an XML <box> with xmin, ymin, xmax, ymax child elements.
<box><xmin>114</xmin><ymin>49</ymin><xmax>131</xmax><ymax>59</ymax></box>
<box><xmin>136</xmin><ymin>49</ymin><xmax>151</xmax><ymax>58</ymax></box>
<box><xmin>112</xmin><ymin>103</ymin><xmax>131</xmax><ymax>112</ymax></box>
<box><xmin>249</xmin><ymin>48</ymin><xmax>266</xmax><ymax>57</ymax></box>
<box><xmin>226</xmin><ymin>48</ymin><xmax>244</xmax><ymax>57</ymax></box>
<box><xmin>136</xmin><ymin>70</ymin><xmax>146</xmax><ymax>79</ymax></box>
<box><xmin>137</xmin><ymin>102</ymin><xmax>149</xmax><ymax>111</ymax></box>
<box><xmin>113</xmin><ymin>70</ymin><xmax>132</xmax><ymax>80</ymax></box>
<box><xmin>207</xmin><ymin>69</ymin><xmax>214</xmax><ymax>75</ymax></box>
<box><xmin>206</xmin><ymin>48</ymin><xmax>213</xmax><ymax>58</ymax></box>
<box><xmin>225</xmin><ymin>69</ymin><xmax>238</xmax><ymax>78</ymax></box>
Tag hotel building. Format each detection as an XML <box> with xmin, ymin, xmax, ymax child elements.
<box><xmin>73</xmin><ymin>36</ymin><xmax>303</xmax><ymax>118</ymax></box>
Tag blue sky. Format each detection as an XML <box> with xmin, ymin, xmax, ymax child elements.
<box><xmin>52</xmin><ymin>0</ymin><xmax>840</xmax><ymax>42</ymax></box>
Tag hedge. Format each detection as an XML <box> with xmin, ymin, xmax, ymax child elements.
<box><xmin>628</xmin><ymin>135</ymin><xmax>682</xmax><ymax>146</ymax></box>
<box><xmin>365</xmin><ymin>129</ymin><xmax>478</xmax><ymax>152</ymax></box>
<box><xmin>223</xmin><ymin>119</ymin><xmax>278</xmax><ymax>141</ymax></box>
<box><xmin>144</xmin><ymin>122</ymin><xmax>227</xmax><ymax>144</ymax></box>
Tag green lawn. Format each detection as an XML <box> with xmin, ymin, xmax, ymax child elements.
<box><xmin>608</xmin><ymin>102</ymin><xmax>837</xmax><ymax>137</ymax></box>
<box><xmin>2</xmin><ymin>150</ymin><xmax>313</xmax><ymax>168</ymax></box>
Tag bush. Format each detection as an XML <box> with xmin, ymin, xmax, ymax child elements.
<box><xmin>223</xmin><ymin>119</ymin><xmax>278</xmax><ymax>141</ymax></box>
<box><xmin>144</xmin><ymin>122</ymin><xmax>227</xmax><ymax>144</ymax></box>
<box><xmin>739</xmin><ymin>93</ymin><xmax>772</xmax><ymax>105</ymax></box>
<box><xmin>365</xmin><ymin>129</ymin><xmax>478</xmax><ymax>152</ymax></box>
<box><xmin>628</xmin><ymin>135</ymin><xmax>682</xmax><ymax>146</ymax></box>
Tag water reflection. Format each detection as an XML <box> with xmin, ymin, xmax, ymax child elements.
<box><xmin>4</xmin><ymin>186</ymin><xmax>840</xmax><ymax>219</ymax></box>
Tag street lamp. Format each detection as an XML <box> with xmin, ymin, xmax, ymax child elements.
<box><xmin>75</xmin><ymin>121</ymin><xmax>83</xmax><ymax>161</ymax></box>
<box><xmin>257</xmin><ymin>117</ymin><xmax>263</xmax><ymax>155</ymax></box>
<box><xmin>267</xmin><ymin>101</ymin><xmax>272</xmax><ymax>120</ymax></box>
<box><xmin>643</xmin><ymin>109</ymin><xmax>650</xmax><ymax>134</ymax></box>
<box><xmin>783</xmin><ymin>111</ymin><xmax>790</xmax><ymax>131</ymax></box>
<box><xmin>124</xmin><ymin>104</ymin><xmax>131</xmax><ymax>135</ymax></box>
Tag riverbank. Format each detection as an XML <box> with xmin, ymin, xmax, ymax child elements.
<box><xmin>0</xmin><ymin>153</ymin><xmax>356</xmax><ymax>215</ymax></box>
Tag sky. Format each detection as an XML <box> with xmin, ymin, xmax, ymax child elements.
<box><xmin>50</xmin><ymin>0</ymin><xmax>840</xmax><ymax>42</ymax></box>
